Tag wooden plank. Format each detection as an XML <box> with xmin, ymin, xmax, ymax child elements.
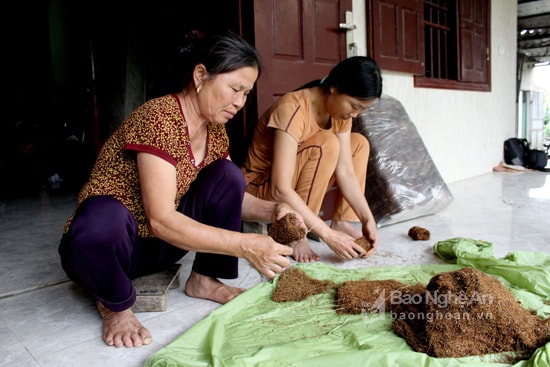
<box><xmin>132</xmin><ymin>264</ymin><xmax>182</xmax><ymax>312</ymax></box>
<box><xmin>242</xmin><ymin>221</ymin><xmax>268</xmax><ymax>235</ymax></box>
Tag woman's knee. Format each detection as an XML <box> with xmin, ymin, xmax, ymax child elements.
<box><xmin>59</xmin><ymin>196</ymin><xmax>137</xmax><ymax>282</ymax></box>
<box><xmin>318</xmin><ymin>130</ymin><xmax>339</xmax><ymax>146</ymax></box>
<box><xmin>65</xmin><ymin>196</ymin><xmax>137</xmax><ymax>252</ymax></box>
<box><xmin>350</xmin><ymin>132</ymin><xmax>370</xmax><ymax>159</ymax></box>
<box><xmin>301</xmin><ymin>131</ymin><xmax>340</xmax><ymax>161</ymax></box>
<box><xmin>180</xmin><ymin>159</ymin><xmax>245</xmax><ymax>222</ymax></box>
<box><xmin>200</xmin><ymin>159</ymin><xmax>245</xmax><ymax>191</ymax></box>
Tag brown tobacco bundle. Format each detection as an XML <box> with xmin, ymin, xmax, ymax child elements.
<box><xmin>272</xmin><ymin>267</ymin><xmax>336</xmax><ymax>302</ymax></box>
<box><xmin>408</xmin><ymin>226</ymin><xmax>430</xmax><ymax>241</ymax></box>
<box><xmin>392</xmin><ymin>267</ymin><xmax>550</xmax><ymax>358</ymax></box>
<box><xmin>268</xmin><ymin>213</ymin><xmax>306</xmax><ymax>244</ymax></box>
<box><xmin>355</xmin><ymin>236</ymin><xmax>372</xmax><ymax>251</ymax></box>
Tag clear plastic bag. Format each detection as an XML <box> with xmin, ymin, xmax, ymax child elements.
<box><xmin>352</xmin><ymin>95</ymin><xmax>453</xmax><ymax>227</ymax></box>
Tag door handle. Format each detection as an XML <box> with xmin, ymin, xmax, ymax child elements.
<box><xmin>339</xmin><ymin>11</ymin><xmax>357</xmax><ymax>57</ymax></box>
<box><xmin>338</xmin><ymin>23</ymin><xmax>356</xmax><ymax>31</ymax></box>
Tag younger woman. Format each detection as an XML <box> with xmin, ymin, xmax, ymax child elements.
<box><xmin>242</xmin><ymin>56</ymin><xmax>382</xmax><ymax>262</ymax></box>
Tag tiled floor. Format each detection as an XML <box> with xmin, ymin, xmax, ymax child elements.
<box><xmin>1</xmin><ymin>170</ymin><xmax>549</xmax><ymax>367</ymax></box>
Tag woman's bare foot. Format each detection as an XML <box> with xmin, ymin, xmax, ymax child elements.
<box><xmin>184</xmin><ymin>271</ymin><xmax>245</xmax><ymax>304</ymax></box>
<box><xmin>330</xmin><ymin>220</ymin><xmax>361</xmax><ymax>239</ymax></box>
<box><xmin>290</xmin><ymin>237</ymin><xmax>320</xmax><ymax>263</ymax></box>
<box><xmin>96</xmin><ymin>302</ymin><xmax>152</xmax><ymax>348</ymax></box>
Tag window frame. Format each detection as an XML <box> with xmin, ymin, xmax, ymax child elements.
<box><xmin>367</xmin><ymin>0</ymin><xmax>491</xmax><ymax>92</ymax></box>
<box><xmin>415</xmin><ymin>0</ymin><xmax>491</xmax><ymax>91</ymax></box>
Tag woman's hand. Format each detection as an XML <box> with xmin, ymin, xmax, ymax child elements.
<box><xmin>322</xmin><ymin>229</ymin><xmax>367</xmax><ymax>260</ymax></box>
<box><xmin>360</xmin><ymin>218</ymin><xmax>378</xmax><ymax>258</ymax></box>
<box><xmin>240</xmin><ymin>233</ymin><xmax>293</xmax><ymax>279</ymax></box>
<box><xmin>271</xmin><ymin>203</ymin><xmax>307</xmax><ymax>233</ymax></box>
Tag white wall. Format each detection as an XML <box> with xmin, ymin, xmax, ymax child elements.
<box><xmin>352</xmin><ymin>0</ymin><xmax>518</xmax><ymax>183</ymax></box>
<box><xmin>521</xmin><ymin>64</ymin><xmax>550</xmax><ymax>92</ymax></box>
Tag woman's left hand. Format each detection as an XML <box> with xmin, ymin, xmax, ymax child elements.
<box><xmin>272</xmin><ymin>203</ymin><xmax>308</xmax><ymax>233</ymax></box>
<box><xmin>360</xmin><ymin>218</ymin><xmax>378</xmax><ymax>258</ymax></box>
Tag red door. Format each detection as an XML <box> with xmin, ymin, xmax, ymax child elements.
<box><xmin>253</xmin><ymin>0</ymin><xmax>353</xmax><ymax>116</ymax></box>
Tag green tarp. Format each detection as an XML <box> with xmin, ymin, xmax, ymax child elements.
<box><xmin>145</xmin><ymin>238</ymin><xmax>550</xmax><ymax>367</ymax></box>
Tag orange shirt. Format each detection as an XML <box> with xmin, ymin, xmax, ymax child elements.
<box><xmin>242</xmin><ymin>88</ymin><xmax>351</xmax><ymax>181</ymax></box>
<box><xmin>65</xmin><ymin>94</ymin><xmax>229</xmax><ymax>237</ymax></box>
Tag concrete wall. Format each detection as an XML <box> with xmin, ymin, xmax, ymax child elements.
<box><xmin>352</xmin><ymin>0</ymin><xmax>518</xmax><ymax>183</ymax></box>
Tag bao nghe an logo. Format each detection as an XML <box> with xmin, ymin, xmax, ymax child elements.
<box><xmin>361</xmin><ymin>288</ymin><xmax>495</xmax><ymax>323</ymax></box>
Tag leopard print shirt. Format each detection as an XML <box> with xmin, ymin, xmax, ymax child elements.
<box><xmin>64</xmin><ymin>94</ymin><xmax>229</xmax><ymax>237</ymax></box>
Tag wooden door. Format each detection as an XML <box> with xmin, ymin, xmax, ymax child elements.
<box><xmin>458</xmin><ymin>0</ymin><xmax>489</xmax><ymax>84</ymax></box>
<box><xmin>253</xmin><ymin>0</ymin><xmax>353</xmax><ymax>117</ymax></box>
<box><xmin>367</xmin><ymin>0</ymin><xmax>424</xmax><ymax>75</ymax></box>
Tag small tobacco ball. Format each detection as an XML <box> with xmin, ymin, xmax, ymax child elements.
<box><xmin>408</xmin><ymin>226</ymin><xmax>430</xmax><ymax>241</ymax></box>
<box><xmin>268</xmin><ymin>213</ymin><xmax>306</xmax><ymax>245</ymax></box>
<box><xmin>355</xmin><ymin>236</ymin><xmax>372</xmax><ymax>251</ymax></box>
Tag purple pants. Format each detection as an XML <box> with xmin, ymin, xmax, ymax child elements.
<box><xmin>59</xmin><ymin>159</ymin><xmax>245</xmax><ymax>312</ymax></box>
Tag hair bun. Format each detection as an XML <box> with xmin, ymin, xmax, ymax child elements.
<box><xmin>176</xmin><ymin>30</ymin><xmax>205</xmax><ymax>56</ymax></box>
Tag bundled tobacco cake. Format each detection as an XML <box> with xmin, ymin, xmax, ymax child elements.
<box><xmin>408</xmin><ymin>226</ymin><xmax>430</xmax><ymax>241</ymax></box>
<box><xmin>392</xmin><ymin>267</ymin><xmax>550</xmax><ymax>358</ymax></box>
<box><xmin>269</xmin><ymin>213</ymin><xmax>306</xmax><ymax>244</ymax></box>
<box><xmin>355</xmin><ymin>236</ymin><xmax>372</xmax><ymax>252</ymax></box>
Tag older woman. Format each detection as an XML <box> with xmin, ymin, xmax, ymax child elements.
<box><xmin>58</xmin><ymin>31</ymin><xmax>302</xmax><ymax>348</ymax></box>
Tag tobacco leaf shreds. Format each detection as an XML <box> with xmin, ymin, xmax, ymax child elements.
<box><xmin>336</xmin><ymin>279</ymin><xmax>422</xmax><ymax>315</ymax></box>
<box><xmin>272</xmin><ymin>267</ymin><xmax>335</xmax><ymax>302</ymax></box>
<box><xmin>392</xmin><ymin>267</ymin><xmax>550</xmax><ymax>358</ymax></box>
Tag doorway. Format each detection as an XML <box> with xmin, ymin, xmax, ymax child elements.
<box><xmin>1</xmin><ymin>0</ymin><xmax>351</xmax><ymax>198</ymax></box>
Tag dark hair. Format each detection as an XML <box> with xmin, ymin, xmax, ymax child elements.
<box><xmin>297</xmin><ymin>56</ymin><xmax>382</xmax><ymax>100</ymax></box>
<box><xmin>178</xmin><ymin>30</ymin><xmax>263</xmax><ymax>87</ymax></box>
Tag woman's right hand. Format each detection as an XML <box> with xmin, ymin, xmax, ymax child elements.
<box><xmin>241</xmin><ymin>233</ymin><xmax>293</xmax><ymax>279</ymax></box>
<box><xmin>322</xmin><ymin>229</ymin><xmax>366</xmax><ymax>260</ymax></box>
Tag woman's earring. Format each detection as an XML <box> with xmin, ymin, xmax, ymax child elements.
<box><xmin>196</xmin><ymin>85</ymin><xmax>201</xmax><ymax>94</ymax></box>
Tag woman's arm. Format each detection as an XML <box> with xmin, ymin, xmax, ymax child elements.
<box><xmin>241</xmin><ymin>192</ymin><xmax>306</xmax><ymax>227</ymax></box>
<box><xmin>334</xmin><ymin>131</ymin><xmax>378</xmax><ymax>253</ymax></box>
<box><xmin>137</xmin><ymin>152</ymin><xmax>293</xmax><ymax>278</ymax></box>
<box><xmin>270</xmin><ymin>130</ymin><xmax>332</xmax><ymax>238</ymax></box>
<box><xmin>269</xmin><ymin>130</ymin><xmax>366</xmax><ymax>259</ymax></box>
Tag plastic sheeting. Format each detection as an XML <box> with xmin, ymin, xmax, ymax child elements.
<box><xmin>352</xmin><ymin>95</ymin><xmax>453</xmax><ymax>227</ymax></box>
<box><xmin>145</xmin><ymin>238</ymin><xmax>550</xmax><ymax>367</ymax></box>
